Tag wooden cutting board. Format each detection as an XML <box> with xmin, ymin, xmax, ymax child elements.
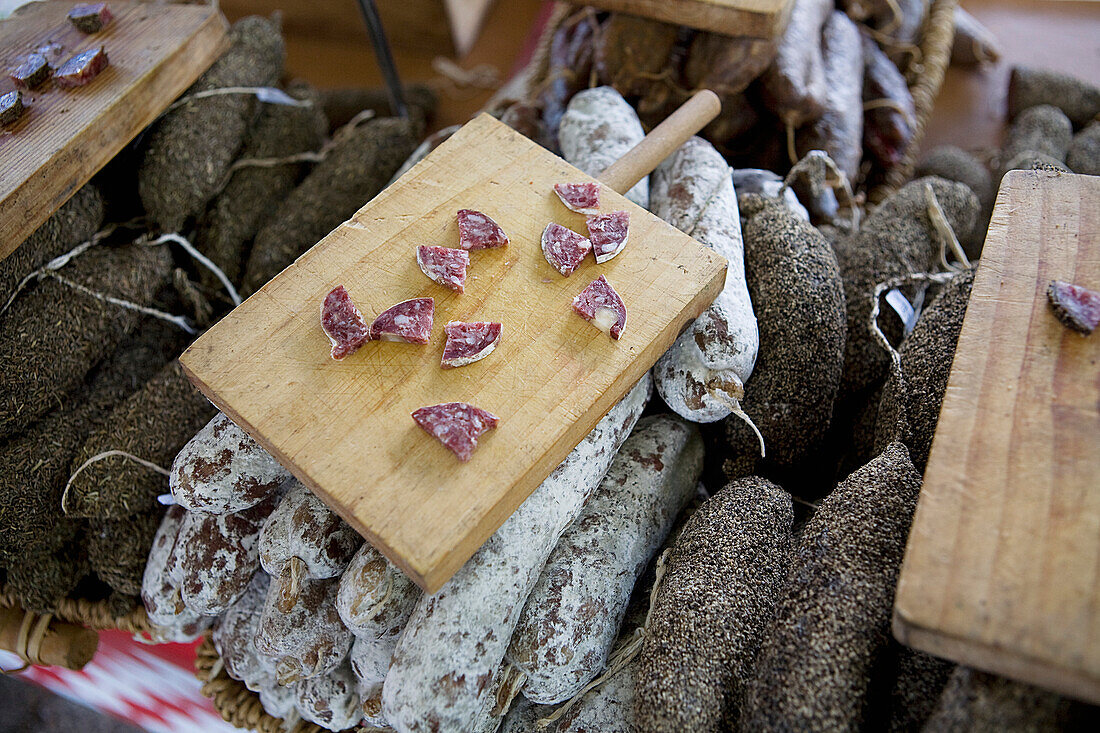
<box><xmin>180</xmin><ymin>111</ymin><xmax>727</xmax><ymax>593</ymax></box>
<box><xmin>894</xmin><ymin>170</ymin><xmax>1100</xmax><ymax>703</ymax></box>
<box><xmin>0</xmin><ymin>0</ymin><xmax>227</xmax><ymax>261</ymax></box>
<box><xmin>568</xmin><ymin>0</ymin><xmax>794</xmax><ymax>39</ymax></box>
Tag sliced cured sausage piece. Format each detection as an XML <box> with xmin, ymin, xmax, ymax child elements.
<box><xmin>554</xmin><ymin>182</ymin><xmax>601</xmax><ymax>214</ymax></box>
<box><xmin>369</xmin><ymin>297</ymin><xmax>434</xmax><ymax>344</ymax></box>
<box><xmin>542</xmin><ymin>223</ymin><xmax>592</xmax><ymax>277</ymax></box>
<box><xmin>10</xmin><ymin>54</ymin><xmax>51</xmax><ymax>89</ymax></box>
<box><xmin>457</xmin><ymin>209</ymin><xmax>509</xmax><ymax>250</ymax></box>
<box><xmin>416</xmin><ymin>246</ymin><xmax>469</xmax><ymax>293</ymax></box>
<box><xmin>1047</xmin><ymin>280</ymin><xmax>1100</xmax><ymax>334</ymax></box>
<box><xmin>441</xmin><ymin>321</ymin><xmax>502</xmax><ymax>369</ymax></box>
<box><xmin>411</xmin><ymin>402</ymin><xmax>499</xmax><ymax>462</ymax></box>
<box><xmin>573</xmin><ymin>275</ymin><xmax>627</xmax><ymax>340</ymax></box>
<box><xmin>0</xmin><ymin>91</ymin><xmax>25</xmax><ymax>127</ymax></box>
<box><xmin>68</xmin><ymin>3</ymin><xmax>113</xmax><ymax>33</ymax></box>
<box><xmin>586</xmin><ymin>210</ymin><xmax>630</xmax><ymax>264</ymax></box>
<box><xmin>55</xmin><ymin>46</ymin><xmax>108</xmax><ymax>88</ymax></box>
<box><xmin>320</xmin><ymin>285</ymin><xmax>370</xmax><ymax>360</ymax></box>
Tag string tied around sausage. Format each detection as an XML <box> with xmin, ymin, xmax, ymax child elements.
<box><xmin>534</xmin><ymin>548</ymin><xmax>672</xmax><ymax>729</ymax></box>
<box><xmin>0</xmin><ymin>223</ymin><xmax>242</xmax><ymax>335</ymax></box>
<box><xmin>61</xmin><ymin>450</ymin><xmax>172</xmax><ymax>516</ymax></box>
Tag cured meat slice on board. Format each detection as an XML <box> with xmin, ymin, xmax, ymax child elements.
<box><xmin>554</xmin><ymin>182</ymin><xmax>601</xmax><ymax>214</ymax></box>
<box><xmin>411</xmin><ymin>402</ymin><xmax>499</xmax><ymax>462</ymax></box>
<box><xmin>10</xmin><ymin>54</ymin><xmax>51</xmax><ymax>89</ymax></box>
<box><xmin>55</xmin><ymin>47</ymin><xmax>108</xmax><ymax>88</ymax></box>
<box><xmin>1047</xmin><ymin>280</ymin><xmax>1100</xmax><ymax>334</ymax></box>
<box><xmin>441</xmin><ymin>321</ymin><xmax>502</xmax><ymax>369</ymax></box>
<box><xmin>68</xmin><ymin>3</ymin><xmax>114</xmax><ymax>33</ymax></box>
<box><xmin>586</xmin><ymin>210</ymin><xmax>630</xmax><ymax>264</ymax></box>
<box><xmin>370</xmin><ymin>297</ymin><xmax>434</xmax><ymax>344</ymax></box>
<box><xmin>321</xmin><ymin>285</ymin><xmax>371</xmax><ymax>360</ymax></box>
<box><xmin>457</xmin><ymin>209</ymin><xmax>509</xmax><ymax>250</ymax></box>
<box><xmin>541</xmin><ymin>223</ymin><xmax>592</xmax><ymax>277</ymax></box>
<box><xmin>417</xmin><ymin>246</ymin><xmax>468</xmax><ymax>293</ymax></box>
<box><xmin>573</xmin><ymin>275</ymin><xmax>627</xmax><ymax>340</ymax></box>
<box><xmin>0</xmin><ymin>91</ymin><xmax>25</xmax><ymax>126</ymax></box>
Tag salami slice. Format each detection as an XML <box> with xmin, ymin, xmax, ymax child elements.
<box><xmin>320</xmin><ymin>285</ymin><xmax>371</xmax><ymax>360</ymax></box>
<box><xmin>411</xmin><ymin>402</ymin><xmax>499</xmax><ymax>462</ymax></box>
<box><xmin>1047</xmin><ymin>280</ymin><xmax>1100</xmax><ymax>334</ymax></box>
<box><xmin>441</xmin><ymin>321</ymin><xmax>502</xmax><ymax>369</ymax></box>
<box><xmin>10</xmin><ymin>53</ymin><xmax>51</xmax><ymax>89</ymax></box>
<box><xmin>0</xmin><ymin>91</ymin><xmax>25</xmax><ymax>127</ymax></box>
<box><xmin>573</xmin><ymin>275</ymin><xmax>627</xmax><ymax>340</ymax></box>
<box><xmin>55</xmin><ymin>46</ymin><xmax>108</xmax><ymax>88</ymax></box>
<box><xmin>457</xmin><ymin>209</ymin><xmax>509</xmax><ymax>250</ymax></box>
<box><xmin>370</xmin><ymin>297</ymin><xmax>434</xmax><ymax>344</ymax></box>
<box><xmin>554</xmin><ymin>182</ymin><xmax>601</xmax><ymax>214</ymax></box>
<box><xmin>541</xmin><ymin>223</ymin><xmax>592</xmax><ymax>277</ymax></box>
<box><xmin>586</xmin><ymin>210</ymin><xmax>630</xmax><ymax>264</ymax></box>
<box><xmin>417</xmin><ymin>246</ymin><xmax>469</xmax><ymax>293</ymax></box>
<box><xmin>68</xmin><ymin>3</ymin><xmax>113</xmax><ymax>33</ymax></box>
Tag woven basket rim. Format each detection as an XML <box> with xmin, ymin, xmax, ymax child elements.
<box><xmin>0</xmin><ymin>585</ymin><xmax>153</xmax><ymax>634</ymax></box>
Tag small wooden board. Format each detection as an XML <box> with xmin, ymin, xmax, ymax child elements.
<box><xmin>180</xmin><ymin>114</ymin><xmax>727</xmax><ymax>593</ymax></box>
<box><xmin>894</xmin><ymin>170</ymin><xmax>1100</xmax><ymax>703</ymax></box>
<box><xmin>568</xmin><ymin>0</ymin><xmax>794</xmax><ymax>39</ymax></box>
<box><xmin>0</xmin><ymin>1</ymin><xmax>228</xmax><ymax>261</ymax></box>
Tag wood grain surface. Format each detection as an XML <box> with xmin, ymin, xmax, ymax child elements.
<box><xmin>0</xmin><ymin>1</ymin><xmax>227</xmax><ymax>261</ymax></box>
<box><xmin>567</xmin><ymin>0</ymin><xmax>794</xmax><ymax>39</ymax></box>
<box><xmin>894</xmin><ymin>170</ymin><xmax>1100</xmax><ymax>703</ymax></box>
<box><xmin>180</xmin><ymin>113</ymin><xmax>727</xmax><ymax>592</ymax></box>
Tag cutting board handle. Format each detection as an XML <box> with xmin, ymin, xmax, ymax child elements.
<box><xmin>598</xmin><ymin>90</ymin><xmax>721</xmax><ymax>195</ymax></box>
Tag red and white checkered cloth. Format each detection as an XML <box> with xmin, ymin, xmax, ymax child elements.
<box><xmin>1</xmin><ymin>630</ymin><xmax>239</xmax><ymax>733</ymax></box>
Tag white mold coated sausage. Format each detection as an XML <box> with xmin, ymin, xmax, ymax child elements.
<box><xmin>651</xmin><ymin>137</ymin><xmax>759</xmax><ymax>423</ymax></box>
<box><xmin>381</xmin><ymin>375</ymin><xmax>653</xmax><ymax>733</ymax></box>
<box><xmin>506</xmin><ymin>414</ymin><xmax>703</xmax><ymax>703</ymax></box>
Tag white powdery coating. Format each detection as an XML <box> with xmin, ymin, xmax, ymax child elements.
<box><xmin>382</xmin><ymin>375</ymin><xmax>654</xmax><ymax>733</ymax></box>
<box><xmin>171</xmin><ymin>413</ymin><xmax>291</xmax><ymax>514</ymax></box>
<box><xmin>259</xmin><ymin>480</ymin><xmax>363</xmax><ymax>580</ymax></box>
<box><xmin>178</xmin><ymin>495</ymin><xmax>277</xmax><ymax>616</ymax></box>
<box><xmin>141</xmin><ymin>505</ymin><xmax>207</xmax><ymax>640</ymax></box>
<box><xmin>256</xmin><ymin>574</ymin><xmax>353</xmax><ymax>684</ymax></box>
<box><xmin>555</xmin><ymin>660</ymin><xmax>639</xmax><ymax>733</ymax></box>
<box><xmin>507</xmin><ymin>415</ymin><xmax>703</xmax><ymax>704</ymax></box>
<box><xmin>350</xmin><ymin>632</ymin><xmax>399</xmax><ymax>686</ymax></box>
<box><xmin>295</xmin><ymin>659</ymin><xmax>362</xmax><ymax>731</ymax></box>
<box><xmin>559</xmin><ymin>87</ymin><xmax>649</xmax><ymax>209</ymax></box>
<box><xmin>337</xmin><ymin>543</ymin><xmax>421</xmax><ymax>638</ymax></box>
<box><xmin>213</xmin><ymin>572</ymin><xmax>275</xmax><ymax>692</ymax></box>
<box><xmin>258</xmin><ymin>681</ymin><xmax>298</xmax><ymax>720</ymax></box>
<box><xmin>651</xmin><ymin>137</ymin><xmax>759</xmax><ymax>423</ymax></box>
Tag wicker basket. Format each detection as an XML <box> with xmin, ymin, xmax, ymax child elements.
<box><xmin>523</xmin><ymin>0</ymin><xmax>960</xmax><ymax>203</ymax></box>
<box><xmin>191</xmin><ymin>4</ymin><xmax>960</xmax><ymax>730</ymax></box>
<box><xmin>0</xmin><ymin>585</ymin><xmax>154</xmax><ymax>634</ymax></box>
